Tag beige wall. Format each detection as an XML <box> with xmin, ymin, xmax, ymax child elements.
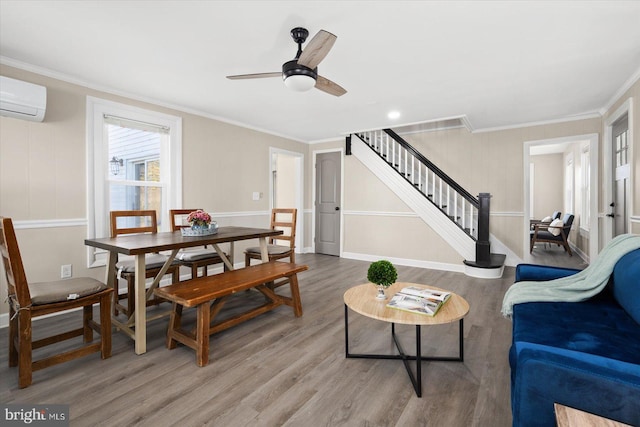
<box><xmin>0</xmin><ymin>65</ymin><xmax>307</xmax><ymax>317</ymax></box>
<box><xmin>403</xmin><ymin>119</ymin><xmax>602</xmax><ymax>258</ymax></box>
<box><xmin>530</xmin><ymin>153</ymin><xmax>563</xmax><ymax>220</ymax></box>
<box><xmin>309</xmin><ymin>117</ymin><xmax>603</xmax><ymax>269</ymax></box>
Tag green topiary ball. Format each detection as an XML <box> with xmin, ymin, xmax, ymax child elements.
<box><xmin>367</xmin><ymin>260</ymin><xmax>398</xmax><ymax>288</ymax></box>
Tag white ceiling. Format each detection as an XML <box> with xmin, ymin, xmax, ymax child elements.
<box><xmin>1</xmin><ymin>1</ymin><xmax>640</xmax><ymax>143</ymax></box>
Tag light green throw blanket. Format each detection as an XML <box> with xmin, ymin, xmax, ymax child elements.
<box><xmin>502</xmin><ymin>233</ymin><xmax>640</xmax><ymax>318</ymax></box>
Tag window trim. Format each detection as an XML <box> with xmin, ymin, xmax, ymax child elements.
<box><xmin>580</xmin><ymin>144</ymin><xmax>591</xmax><ymax>232</ymax></box>
<box><xmin>86</xmin><ymin>96</ymin><xmax>182</xmax><ymax>267</ymax></box>
<box><xmin>564</xmin><ymin>152</ymin><xmax>574</xmax><ymax>217</ymax></box>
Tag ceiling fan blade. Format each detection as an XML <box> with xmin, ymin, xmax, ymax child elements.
<box><xmin>315</xmin><ymin>75</ymin><xmax>347</xmax><ymax>97</ymax></box>
<box><xmin>297</xmin><ymin>30</ymin><xmax>336</xmax><ymax>69</ymax></box>
<box><xmin>226</xmin><ymin>72</ymin><xmax>281</xmax><ymax>80</ymax></box>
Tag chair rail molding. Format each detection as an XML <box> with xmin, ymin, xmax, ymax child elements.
<box><xmin>11</xmin><ymin>219</ymin><xmax>87</xmax><ymax>229</ymax></box>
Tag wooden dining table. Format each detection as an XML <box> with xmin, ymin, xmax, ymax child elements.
<box><xmin>84</xmin><ymin>226</ymin><xmax>282</xmax><ymax>354</ymax></box>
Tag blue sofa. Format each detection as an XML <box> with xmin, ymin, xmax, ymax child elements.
<box><xmin>509</xmin><ymin>248</ymin><xmax>640</xmax><ymax>426</ymax></box>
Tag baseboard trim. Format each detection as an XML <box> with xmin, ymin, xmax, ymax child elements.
<box><xmin>342</xmin><ymin>251</ymin><xmax>465</xmax><ymax>273</ymax></box>
<box><xmin>0</xmin><ymin>308</ymin><xmax>84</xmax><ymax>329</ymax></box>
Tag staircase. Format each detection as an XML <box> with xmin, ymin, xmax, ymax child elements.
<box><xmin>349</xmin><ymin>129</ymin><xmax>505</xmax><ymax>278</ymax></box>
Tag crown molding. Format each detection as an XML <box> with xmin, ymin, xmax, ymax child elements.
<box><xmin>600</xmin><ymin>64</ymin><xmax>640</xmax><ymax>115</ymax></box>
<box><xmin>0</xmin><ymin>56</ymin><xmax>307</xmax><ymax>144</ymax></box>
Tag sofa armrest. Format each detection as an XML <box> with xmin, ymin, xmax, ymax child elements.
<box><xmin>514</xmin><ymin>264</ymin><xmax>581</xmax><ymax>282</ymax></box>
<box><xmin>510</xmin><ymin>342</ymin><xmax>640</xmax><ymax>426</ymax></box>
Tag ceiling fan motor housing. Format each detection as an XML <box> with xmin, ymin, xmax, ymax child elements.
<box><xmin>282</xmin><ymin>60</ymin><xmax>317</xmax><ymax>81</ymax></box>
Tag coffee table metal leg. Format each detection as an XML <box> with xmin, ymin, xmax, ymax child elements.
<box><xmin>391</xmin><ymin>323</ymin><xmax>422</xmax><ymax>397</ymax></box>
<box><xmin>344</xmin><ymin>304</ymin><xmax>350</xmax><ymax>357</ymax></box>
<box><xmin>344</xmin><ymin>305</ymin><xmax>463</xmax><ymax>398</ymax></box>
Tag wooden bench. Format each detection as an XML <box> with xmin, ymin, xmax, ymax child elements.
<box><xmin>154</xmin><ymin>262</ymin><xmax>308</xmax><ymax>366</ymax></box>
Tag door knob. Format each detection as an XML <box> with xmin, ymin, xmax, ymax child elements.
<box><xmin>335</xmin><ymin>207</ymin><xmax>340</xmax><ymax>211</ymax></box>
<box><xmin>606</xmin><ymin>213</ymin><xmax>615</xmax><ymax>218</ymax></box>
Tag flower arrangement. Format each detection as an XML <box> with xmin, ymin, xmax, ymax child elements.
<box><xmin>187</xmin><ymin>210</ymin><xmax>212</xmax><ymax>227</ymax></box>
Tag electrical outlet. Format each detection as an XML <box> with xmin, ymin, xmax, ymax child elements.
<box><xmin>61</xmin><ymin>264</ymin><xmax>72</xmax><ymax>279</ymax></box>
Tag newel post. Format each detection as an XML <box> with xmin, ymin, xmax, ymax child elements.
<box><xmin>476</xmin><ymin>193</ymin><xmax>491</xmax><ymax>264</ymax></box>
<box><xmin>345</xmin><ymin>135</ymin><xmax>352</xmax><ymax>155</ymax></box>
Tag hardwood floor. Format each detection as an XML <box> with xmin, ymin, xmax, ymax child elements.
<box><xmin>1</xmin><ymin>254</ymin><xmax>515</xmax><ymax>426</ymax></box>
<box><xmin>528</xmin><ymin>242</ymin><xmax>589</xmax><ymax>270</ymax></box>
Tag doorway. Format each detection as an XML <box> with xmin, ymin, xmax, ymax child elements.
<box><xmin>269</xmin><ymin>148</ymin><xmax>303</xmax><ymax>253</ymax></box>
<box><xmin>523</xmin><ymin>133</ymin><xmax>599</xmax><ymax>263</ymax></box>
<box><xmin>612</xmin><ymin>114</ymin><xmax>630</xmax><ymax>236</ymax></box>
<box><xmin>604</xmin><ymin>98</ymin><xmax>634</xmax><ymax>244</ymax></box>
<box><xmin>314</xmin><ymin>150</ymin><xmax>342</xmax><ymax>256</ymax></box>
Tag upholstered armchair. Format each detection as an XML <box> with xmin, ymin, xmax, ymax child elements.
<box><xmin>529</xmin><ymin>211</ymin><xmax>561</xmax><ymax>230</ymax></box>
<box><xmin>530</xmin><ymin>213</ymin><xmax>574</xmax><ymax>256</ymax></box>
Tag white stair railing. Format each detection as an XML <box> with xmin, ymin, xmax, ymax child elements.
<box><xmin>356</xmin><ymin>130</ymin><xmax>479</xmax><ymax>239</ymax></box>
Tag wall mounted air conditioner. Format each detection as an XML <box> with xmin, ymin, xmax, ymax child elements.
<box><xmin>0</xmin><ymin>76</ymin><xmax>47</xmax><ymax>122</ymax></box>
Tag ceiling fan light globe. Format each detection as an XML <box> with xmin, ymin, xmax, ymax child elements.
<box><xmin>284</xmin><ymin>74</ymin><xmax>316</xmax><ymax>92</ymax></box>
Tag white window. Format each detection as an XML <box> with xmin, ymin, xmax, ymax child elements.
<box><xmin>86</xmin><ymin>97</ymin><xmax>182</xmax><ymax>267</ymax></box>
<box><xmin>580</xmin><ymin>145</ymin><xmax>590</xmax><ymax>231</ymax></box>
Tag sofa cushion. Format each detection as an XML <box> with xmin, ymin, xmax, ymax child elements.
<box><xmin>512</xmin><ymin>298</ymin><xmax>640</xmax><ymax>365</ymax></box>
<box><xmin>611</xmin><ymin>248</ymin><xmax>640</xmax><ymax>324</ymax></box>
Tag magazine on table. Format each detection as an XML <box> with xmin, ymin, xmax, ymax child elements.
<box><xmin>386</xmin><ymin>286</ymin><xmax>451</xmax><ymax>316</ymax></box>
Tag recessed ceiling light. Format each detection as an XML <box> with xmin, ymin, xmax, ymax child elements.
<box><xmin>388</xmin><ymin>111</ymin><xmax>400</xmax><ymax>119</ymax></box>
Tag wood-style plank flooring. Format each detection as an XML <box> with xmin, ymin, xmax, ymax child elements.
<box><xmin>1</xmin><ymin>254</ymin><xmax>516</xmax><ymax>426</ymax></box>
<box><xmin>528</xmin><ymin>242</ymin><xmax>589</xmax><ymax>270</ymax></box>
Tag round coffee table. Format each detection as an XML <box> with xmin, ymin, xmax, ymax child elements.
<box><xmin>343</xmin><ymin>282</ymin><xmax>470</xmax><ymax>397</ymax></box>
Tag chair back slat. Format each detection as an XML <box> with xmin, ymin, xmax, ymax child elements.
<box><xmin>269</xmin><ymin>208</ymin><xmax>297</xmax><ymax>249</ymax></box>
<box><xmin>170</xmin><ymin>209</ymin><xmax>203</xmax><ymax>231</ymax></box>
<box><xmin>0</xmin><ymin>217</ymin><xmax>31</xmax><ymax>307</ymax></box>
<box><xmin>110</xmin><ymin>210</ymin><xmax>158</xmax><ymax>237</ymax></box>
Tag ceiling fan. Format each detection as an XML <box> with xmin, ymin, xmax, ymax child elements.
<box><xmin>226</xmin><ymin>27</ymin><xmax>347</xmax><ymax>97</ymax></box>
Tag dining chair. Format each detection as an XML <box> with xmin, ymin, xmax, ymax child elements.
<box><xmin>170</xmin><ymin>209</ymin><xmax>228</xmax><ymax>278</ymax></box>
<box><xmin>110</xmin><ymin>210</ymin><xmax>180</xmax><ymax>316</ymax></box>
<box><xmin>1</xmin><ymin>217</ymin><xmax>112</xmax><ymax>388</ymax></box>
<box><xmin>245</xmin><ymin>208</ymin><xmax>297</xmax><ymax>288</ymax></box>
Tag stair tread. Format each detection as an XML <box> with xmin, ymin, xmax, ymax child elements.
<box><xmin>463</xmin><ymin>253</ymin><xmax>506</xmax><ymax>269</ymax></box>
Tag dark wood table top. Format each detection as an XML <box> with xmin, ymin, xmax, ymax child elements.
<box><xmin>84</xmin><ymin>226</ymin><xmax>282</xmax><ymax>255</ymax></box>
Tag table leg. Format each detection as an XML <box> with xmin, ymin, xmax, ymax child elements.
<box><xmin>212</xmin><ymin>243</ymin><xmax>234</xmax><ymax>270</ymax></box>
<box><xmin>344</xmin><ymin>305</ymin><xmax>464</xmax><ymax>398</ymax></box>
<box><xmin>134</xmin><ymin>254</ymin><xmax>147</xmax><ymax>355</ymax></box>
<box><xmin>259</xmin><ymin>237</ymin><xmax>269</xmax><ymax>262</ymax></box>
<box><xmin>106</xmin><ymin>251</ymin><xmax>118</xmax><ymax>317</ymax></box>
<box><xmin>105</xmin><ymin>251</ymin><xmax>117</xmax><ymax>288</ymax></box>
<box><xmin>228</xmin><ymin>242</ymin><xmax>234</xmax><ymax>266</ymax></box>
